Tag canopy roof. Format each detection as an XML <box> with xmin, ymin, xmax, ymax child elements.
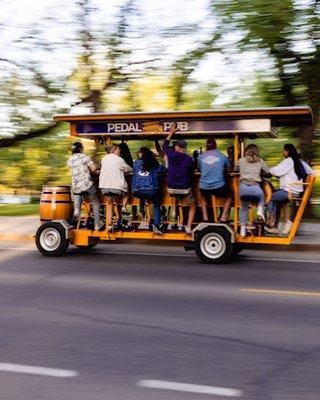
<box><xmin>54</xmin><ymin>106</ymin><xmax>313</xmax><ymax>140</ymax></box>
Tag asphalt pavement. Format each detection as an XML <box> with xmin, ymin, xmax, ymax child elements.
<box><xmin>0</xmin><ymin>241</ymin><xmax>320</xmax><ymax>399</ymax></box>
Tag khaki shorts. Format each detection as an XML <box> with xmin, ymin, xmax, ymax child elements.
<box><xmin>168</xmin><ymin>188</ymin><xmax>195</xmax><ymax>204</ymax></box>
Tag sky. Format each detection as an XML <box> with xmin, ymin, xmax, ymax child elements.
<box><xmin>0</xmin><ymin>0</ymin><xmax>268</xmax><ymax>111</ymax></box>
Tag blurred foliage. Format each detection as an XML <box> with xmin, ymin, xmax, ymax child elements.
<box><xmin>0</xmin><ymin>203</ymin><xmax>40</xmax><ymax>216</ymax></box>
<box><xmin>209</xmin><ymin>0</ymin><xmax>320</xmax><ymax>162</ymax></box>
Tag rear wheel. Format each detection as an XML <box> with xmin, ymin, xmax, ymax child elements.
<box><xmin>36</xmin><ymin>222</ymin><xmax>69</xmax><ymax>257</ymax></box>
<box><xmin>195</xmin><ymin>226</ymin><xmax>233</xmax><ymax>264</ymax></box>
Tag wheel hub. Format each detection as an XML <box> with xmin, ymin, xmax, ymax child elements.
<box><xmin>39</xmin><ymin>228</ymin><xmax>61</xmax><ymax>251</ymax></box>
<box><xmin>200</xmin><ymin>232</ymin><xmax>226</xmax><ymax>259</ymax></box>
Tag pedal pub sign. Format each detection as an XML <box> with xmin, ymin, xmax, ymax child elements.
<box><xmin>74</xmin><ymin>118</ymin><xmax>272</xmax><ymax>138</ymax></box>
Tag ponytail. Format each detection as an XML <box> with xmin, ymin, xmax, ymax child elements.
<box><xmin>284</xmin><ymin>144</ymin><xmax>307</xmax><ymax>181</ymax></box>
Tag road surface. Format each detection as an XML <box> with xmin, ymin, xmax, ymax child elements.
<box><xmin>0</xmin><ymin>242</ymin><xmax>320</xmax><ymax>399</ymax></box>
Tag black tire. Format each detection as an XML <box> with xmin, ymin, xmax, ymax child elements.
<box><xmin>36</xmin><ymin>222</ymin><xmax>69</xmax><ymax>257</ymax></box>
<box><xmin>232</xmin><ymin>243</ymin><xmax>245</xmax><ymax>256</ymax></box>
<box><xmin>195</xmin><ymin>226</ymin><xmax>233</xmax><ymax>264</ymax></box>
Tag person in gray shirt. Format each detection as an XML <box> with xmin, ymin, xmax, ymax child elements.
<box><xmin>235</xmin><ymin>144</ymin><xmax>270</xmax><ymax>237</ymax></box>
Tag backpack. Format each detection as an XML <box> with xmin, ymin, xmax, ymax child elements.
<box><xmin>133</xmin><ymin>166</ymin><xmax>155</xmax><ymax>198</ymax></box>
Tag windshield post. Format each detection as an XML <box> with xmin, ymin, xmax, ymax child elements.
<box><xmin>233</xmin><ymin>133</ymin><xmax>240</xmax><ymax>233</ymax></box>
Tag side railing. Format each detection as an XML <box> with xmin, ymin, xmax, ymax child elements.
<box><xmin>288</xmin><ymin>175</ymin><xmax>316</xmax><ymax>243</ymax></box>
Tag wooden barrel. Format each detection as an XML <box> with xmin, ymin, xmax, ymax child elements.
<box><xmin>39</xmin><ymin>186</ymin><xmax>73</xmax><ymax>222</ymax></box>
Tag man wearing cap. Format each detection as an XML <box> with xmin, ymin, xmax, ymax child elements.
<box><xmin>162</xmin><ymin>123</ymin><xmax>196</xmax><ymax>234</ymax></box>
<box><xmin>67</xmin><ymin>142</ymin><xmax>101</xmax><ymax>231</ymax></box>
<box><xmin>198</xmin><ymin>138</ymin><xmax>232</xmax><ymax>222</ymax></box>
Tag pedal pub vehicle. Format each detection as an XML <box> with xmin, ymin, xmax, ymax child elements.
<box><xmin>35</xmin><ymin>107</ymin><xmax>316</xmax><ymax>263</ymax></box>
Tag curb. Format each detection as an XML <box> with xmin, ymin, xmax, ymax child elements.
<box><xmin>0</xmin><ymin>234</ymin><xmax>34</xmax><ymax>242</ymax></box>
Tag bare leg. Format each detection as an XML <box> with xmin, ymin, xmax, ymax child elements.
<box><xmin>187</xmin><ymin>203</ymin><xmax>196</xmax><ymax>231</ymax></box>
<box><xmin>122</xmin><ymin>193</ymin><xmax>129</xmax><ymax>209</ymax></box>
<box><xmin>106</xmin><ymin>197</ymin><xmax>113</xmax><ymax>227</ymax></box>
<box><xmin>283</xmin><ymin>204</ymin><xmax>290</xmax><ymax>223</ymax></box>
<box><xmin>121</xmin><ymin>193</ymin><xmax>129</xmax><ymax>215</ymax></box>
<box><xmin>220</xmin><ymin>196</ymin><xmax>232</xmax><ymax>222</ymax></box>
<box><xmin>200</xmin><ymin>196</ymin><xmax>209</xmax><ymax>221</ymax></box>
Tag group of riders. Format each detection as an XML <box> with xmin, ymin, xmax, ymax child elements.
<box><xmin>67</xmin><ymin>124</ymin><xmax>315</xmax><ymax>237</ymax></box>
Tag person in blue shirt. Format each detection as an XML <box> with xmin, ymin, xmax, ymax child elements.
<box><xmin>132</xmin><ymin>147</ymin><xmax>167</xmax><ymax>235</ymax></box>
<box><xmin>198</xmin><ymin>138</ymin><xmax>232</xmax><ymax>222</ymax></box>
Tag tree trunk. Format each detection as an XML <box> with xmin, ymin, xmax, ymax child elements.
<box><xmin>296</xmin><ymin>125</ymin><xmax>315</xmax><ymax>164</ymax></box>
<box><xmin>0</xmin><ymin>123</ymin><xmax>58</xmax><ymax>148</ymax></box>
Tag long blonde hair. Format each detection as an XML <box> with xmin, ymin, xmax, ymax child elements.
<box><xmin>106</xmin><ymin>144</ymin><xmax>119</xmax><ymax>154</ymax></box>
<box><xmin>245</xmin><ymin>144</ymin><xmax>260</xmax><ymax>163</ymax></box>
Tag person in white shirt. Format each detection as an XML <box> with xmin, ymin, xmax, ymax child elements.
<box><xmin>266</xmin><ymin>143</ymin><xmax>314</xmax><ymax>234</ymax></box>
<box><xmin>99</xmin><ymin>144</ymin><xmax>132</xmax><ymax>230</ymax></box>
<box><xmin>67</xmin><ymin>142</ymin><xmax>101</xmax><ymax>231</ymax></box>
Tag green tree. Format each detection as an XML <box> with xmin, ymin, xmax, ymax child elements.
<box><xmin>0</xmin><ymin>0</ymin><xmax>160</xmax><ymax>149</ymax></box>
<box><xmin>210</xmin><ymin>0</ymin><xmax>320</xmax><ymax>161</ymax></box>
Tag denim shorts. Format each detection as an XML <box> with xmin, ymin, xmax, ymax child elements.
<box><xmin>168</xmin><ymin>188</ymin><xmax>195</xmax><ymax>204</ymax></box>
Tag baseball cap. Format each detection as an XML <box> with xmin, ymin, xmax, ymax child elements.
<box><xmin>206</xmin><ymin>138</ymin><xmax>217</xmax><ymax>150</ymax></box>
<box><xmin>71</xmin><ymin>142</ymin><xmax>83</xmax><ymax>152</ymax></box>
<box><xmin>175</xmin><ymin>139</ymin><xmax>187</xmax><ymax>149</ymax></box>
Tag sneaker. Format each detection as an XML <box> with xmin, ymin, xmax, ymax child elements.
<box><xmin>240</xmin><ymin>225</ymin><xmax>246</xmax><ymax>238</ymax></box>
<box><xmin>264</xmin><ymin>226</ymin><xmax>279</xmax><ymax>234</ymax></box>
<box><xmin>282</xmin><ymin>220</ymin><xmax>293</xmax><ymax>236</ymax></box>
<box><xmin>94</xmin><ymin>222</ymin><xmax>104</xmax><ymax>231</ymax></box>
<box><xmin>121</xmin><ymin>207</ymin><xmax>130</xmax><ymax>215</ymax></box>
<box><xmin>152</xmin><ymin>224</ymin><xmax>163</xmax><ymax>235</ymax></box>
<box><xmin>257</xmin><ymin>205</ymin><xmax>266</xmax><ymax>224</ymax></box>
<box><xmin>184</xmin><ymin>226</ymin><xmax>192</xmax><ymax>235</ymax></box>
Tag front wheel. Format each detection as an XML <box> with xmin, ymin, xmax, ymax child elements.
<box><xmin>195</xmin><ymin>226</ymin><xmax>233</xmax><ymax>264</ymax></box>
<box><xmin>36</xmin><ymin>222</ymin><xmax>69</xmax><ymax>257</ymax></box>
